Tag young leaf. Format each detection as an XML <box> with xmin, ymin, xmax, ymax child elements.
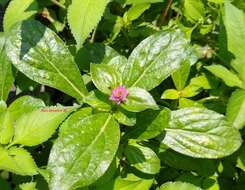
<box><xmin>91</xmin><ymin>64</ymin><xmax>122</xmax><ymax>95</ymax></box>
<box><xmin>0</xmin><ymin>33</ymin><xmax>14</xmax><ymax>101</ymax></box>
<box><xmin>8</xmin><ymin>96</ymin><xmax>45</xmax><ymax>121</ymax></box>
<box><xmin>113</xmin><ymin>108</ymin><xmax>136</xmax><ymax>127</ymax></box>
<box><xmin>6</xmin><ymin>20</ymin><xmax>88</xmax><ymax>101</ymax></box>
<box><xmin>121</xmin><ymin>87</ymin><xmax>158</xmax><ymax>112</ymax></box>
<box><xmin>0</xmin><ymin>111</ymin><xmax>13</xmax><ymax>144</ymax></box>
<box><xmin>48</xmin><ymin>113</ymin><xmax>120</xmax><ymax>190</ymax></box>
<box><xmin>0</xmin><ymin>146</ymin><xmax>37</xmax><ymax>176</ymax></box>
<box><xmin>226</xmin><ymin>89</ymin><xmax>245</xmax><ymax>129</ymax></box>
<box><xmin>3</xmin><ymin>0</ymin><xmax>39</xmax><ymax>31</ymax></box>
<box><xmin>162</xmin><ymin>107</ymin><xmax>242</xmax><ymax>158</ymax></box>
<box><xmin>160</xmin><ymin>182</ymin><xmax>202</xmax><ymax>190</ymax></box>
<box><xmin>123</xmin><ymin>29</ymin><xmax>197</xmax><ymax>91</ymax></box>
<box><xmin>161</xmin><ymin>89</ymin><xmax>180</xmax><ymax>100</ymax></box>
<box><xmin>68</xmin><ymin>0</ymin><xmax>109</xmax><ymax>48</ymax></box>
<box><xmin>205</xmin><ymin>65</ymin><xmax>245</xmax><ymax>88</ymax></box>
<box><xmin>19</xmin><ymin>182</ymin><xmax>37</xmax><ymax>190</ymax></box>
<box><xmin>183</xmin><ymin>0</ymin><xmax>205</xmax><ymax>23</ymax></box>
<box><xmin>125</xmin><ymin>142</ymin><xmax>160</xmax><ymax>174</ymax></box>
<box><xmin>224</xmin><ymin>2</ymin><xmax>245</xmax><ymax>82</ymax></box>
<box><xmin>11</xmin><ymin>107</ymin><xmax>74</xmax><ymax>146</ymax></box>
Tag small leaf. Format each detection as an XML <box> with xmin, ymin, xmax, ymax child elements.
<box><xmin>113</xmin><ymin>108</ymin><xmax>136</xmax><ymax>127</ymax></box>
<box><xmin>205</xmin><ymin>65</ymin><xmax>245</xmax><ymax>88</ymax></box>
<box><xmin>226</xmin><ymin>89</ymin><xmax>245</xmax><ymax>129</ymax></box>
<box><xmin>0</xmin><ymin>111</ymin><xmax>13</xmax><ymax>144</ymax></box>
<box><xmin>0</xmin><ymin>33</ymin><xmax>14</xmax><ymax>101</ymax></box>
<box><xmin>160</xmin><ymin>181</ymin><xmax>202</xmax><ymax>190</ymax></box>
<box><xmin>68</xmin><ymin>0</ymin><xmax>109</xmax><ymax>47</ymax></box>
<box><xmin>48</xmin><ymin>112</ymin><xmax>120</xmax><ymax>190</ymax></box>
<box><xmin>91</xmin><ymin>64</ymin><xmax>122</xmax><ymax>94</ymax></box>
<box><xmin>183</xmin><ymin>0</ymin><xmax>205</xmax><ymax>23</ymax></box>
<box><xmin>8</xmin><ymin>96</ymin><xmax>45</xmax><ymax>121</ymax></box>
<box><xmin>6</xmin><ymin>20</ymin><xmax>88</xmax><ymax>101</ymax></box>
<box><xmin>11</xmin><ymin>106</ymin><xmax>74</xmax><ymax>146</ymax></box>
<box><xmin>162</xmin><ymin>107</ymin><xmax>242</xmax><ymax>158</ymax></box>
<box><xmin>123</xmin><ymin>29</ymin><xmax>197</xmax><ymax>91</ymax></box>
<box><xmin>122</xmin><ymin>87</ymin><xmax>158</xmax><ymax>112</ymax></box>
<box><xmin>125</xmin><ymin>143</ymin><xmax>160</xmax><ymax>174</ymax></box>
<box><xmin>161</xmin><ymin>89</ymin><xmax>180</xmax><ymax>100</ymax></box>
<box><xmin>3</xmin><ymin>0</ymin><xmax>39</xmax><ymax>31</ymax></box>
<box><xmin>0</xmin><ymin>146</ymin><xmax>37</xmax><ymax>176</ymax></box>
<box><xmin>19</xmin><ymin>182</ymin><xmax>37</xmax><ymax>190</ymax></box>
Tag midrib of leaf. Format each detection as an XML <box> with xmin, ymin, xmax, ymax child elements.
<box><xmin>23</xmin><ymin>33</ymin><xmax>85</xmax><ymax>99</ymax></box>
<box><xmin>60</xmin><ymin>114</ymin><xmax>112</xmax><ymax>186</ymax></box>
<box><xmin>130</xmin><ymin>37</ymin><xmax>172</xmax><ymax>88</ymax></box>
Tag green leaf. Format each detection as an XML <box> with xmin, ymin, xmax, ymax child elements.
<box><xmin>0</xmin><ymin>111</ymin><xmax>13</xmax><ymax>144</ymax></box>
<box><xmin>0</xmin><ymin>146</ymin><xmax>37</xmax><ymax>176</ymax></box>
<box><xmin>48</xmin><ymin>113</ymin><xmax>120</xmax><ymax>190</ymax></box>
<box><xmin>226</xmin><ymin>89</ymin><xmax>245</xmax><ymax>129</ymax></box>
<box><xmin>171</xmin><ymin>61</ymin><xmax>191</xmax><ymax>90</ymax></box>
<box><xmin>127</xmin><ymin>108</ymin><xmax>170</xmax><ymax>140</ymax></box>
<box><xmin>3</xmin><ymin>0</ymin><xmax>39</xmax><ymax>32</ymax></box>
<box><xmin>205</xmin><ymin>65</ymin><xmax>245</xmax><ymax>88</ymax></box>
<box><xmin>19</xmin><ymin>182</ymin><xmax>37</xmax><ymax>190</ymax></box>
<box><xmin>121</xmin><ymin>87</ymin><xmax>158</xmax><ymax>112</ymax></box>
<box><xmin>125</xmin><ymin>142</ymin><xmax>160</xmax><ymax>174</ymax></box>
<box><xmin>68</xmin><ymin>0</ymin><xmax>109</xmax><ymax>48</ymax></box>
<box><xmin>162</xmin><ymin>107</ymin><xmax>242</xmax><ymax>158</ymax></box>
<box><xmin>125</xmin><ymin>0</ymin><xmax>163</xmax><ymax>4</ymax></box>
<box><xmin>183</xmin><ymin>0</ymin><xmax>205</xmax><ymax>23</ymax></box>
<box><xmin>237</xmin><ymin>145</ymin><xmax>245</xmax><ymax>172</ymax></box>
<box><xmin>224</xmin><ymin>2</ymin><xmax>245</xmax><ymax>82</ymax></box>
<box><xmin>8</xmin><ymin>96</ymin><xmax>45</xmax><ymax>121</ymax></box>
<box><xmin>84</xmin><ymin>90</ymin><xmax>112</xmax><ymax>111</ymax></box>
<box><xmin>0</xmin><ymin>33</ymin><xmax>14</xmax><ymax>101</ymax></box>
<box><xmin>11</xmin><ymin>106</ymin><xmax>74</xmax><ymax>146</ymax></box>
<box><xmin>160</xmin><ymin>182</ymin><xmax>202</xmax><ymax>190</ymax></box>
<box><xmin>113</xmin><ymin>108</ymin><xmax>136</xmax><ymax>127</ymax></box>
<box><xmin>123</xmin><ymin>29</ymin><xmax>197</xmax><ymax>91</ymax></box>
<box><xmin>123</xmin><ymin>3</ymin><xmax>151</xmax><ymax>24</ymax></box>
<box><xmin>161</xmin><ymin>89</ymin><xmax>180</xmax><ymax>100</ymax></box>
<box><xmin>91</xmin><ymin>64</ymin><xmax>122</xmax><ymax>95</ymax></box>
<box><xmin>6</xmin><ymin>20</ymin><xmax>88</xmax><ymax>101</ymax></box>
<box><xmin>95</xmin><ymin>174</ymin><xmax>153</xmax><ymax>190</ymax></box>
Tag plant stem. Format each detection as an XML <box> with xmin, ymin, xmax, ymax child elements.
<box><xmin>158</xmin><ymin>0</ymin><xmax>173</xmax><ymax>26</ymax></box>
<box><xmin>51</xmin><ymin>0</ymin><xmax>66</xmax><ymax>9</ymax></box>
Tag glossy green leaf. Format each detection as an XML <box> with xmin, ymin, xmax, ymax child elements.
<box><xmin>113</xmin><ymin>108</ymin><xmax>136</xmax><ymax>126</ymax></box>
<box><xmin>205</xmin><ymin>65</ymin><xmax>245</xmax><ymax>88</ymax></box>
<box><xmin>8</xmin><ymin>96</ymin><xmax>45</xmax><ymax>121</ymax></box>
<box><xmin>68</xmin><ymin>0</ymin><xmax>109</xmax><ymax>48</ymax></box>
<box><xmin>0</xmin><ymin>111</ymin><xmax>13</xmax><ymax>144</ymax></box>
<box><xmin>237</xmin><ymin>145</ymin><xmax>245</xmax><ymax>172</ymax></box>
<box><xmin>19</xmin><ymin>182</ymin><xmax>37</xmax><ymax>190</ymax></box>
<box><xmin>162</xmin><ymin>107</ymin><xmax>242</xmax><ymax>158</ymax></box>
<box><xmin>0</xmin><ymin>33</ymin><xmax>14</xmax><ymax>101</ymax></box>
<box><xmin>3</xmin><ymin>0</ymin><xmax>39</xmax><ymax>32</ymax></box>
<box><xmin>224</xmin><ymin>2</ymin><xmax>245</xmax><ymax>82</ymax></box>
<box><xmin>11</xmin><ymin>106</ymin><xmax>74</xmax><ymax>146</ymax></box>
<box><xmin>226</xmin><ymin>89</ymin><xmax>245</xmax><ymax>129</ymax></box>
<box><xmin>6</xmin><ymin>20</ymin><xmax>88</xmax><ymax>101</ymax></box>
<box><xmin>121</xmin><ymin>87</ymin><xmax>158</xmax><ymax>112</ymax></box>
<box><xmin>91</xmin><ymin>64</ymin><xmax>122</xmax><ymax>94</ymax></box>
<box><xmin>0</xmin><ymin>146</ymin><xmax>37</xmax><ymax>176</ymax></box>
<box><xmin>183</xmin><ymin>0</ymin><xmax>205</xmax><ymax>23</ymax></box>
<box><xmin>48</xmin><ymin>113</ymin><xmax>120</xmax><ymax>190</ymax></box>
<box><xmin>123</xmin><ymin>29</ymin><xmax>197</xmax><ymax>91</ymax></box>
<box><xmin>125</xmin><ymin>143</ymin><xmax>160</xmax><ymax>174</ymax></box>
<box><xmin>127</xmin><ymin>108</ymin><xmax>170</xmax><ymax>140</ymax></box>
<box><xmin>160</xmin><ymin>182</ymin><xmax>202</xmax><ymax>190</ymax></box>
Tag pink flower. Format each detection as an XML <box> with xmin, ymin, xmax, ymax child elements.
<box><xmin>110</xmin><ymin>86</ymin><xmax>128</xmax><ymax>104</ymax></box>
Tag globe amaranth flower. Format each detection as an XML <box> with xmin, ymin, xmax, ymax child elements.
<box><xmin>109</xmin><ymin>86</ymin><xmax>128</xmax><ymax>105</ymax></box>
